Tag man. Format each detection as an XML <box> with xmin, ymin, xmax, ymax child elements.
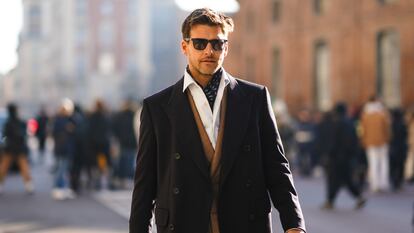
<box><xmin>0</xmin><ymin>103</ymin><xmax>34</xmax><ymax>194</ymax></box>
<box><xmin>130</xmin><ymin>8</ymin><xmax>306</xmax><ymax>233</ymax></box>
<box><xmin>35</xmin><ymin>107</ymin><xmax>49</xmax><ymax>163</ymax></box>
<box><xmin>112</xmin><ymin>99</ymin><xmax>139</xmax><ymax>188</ymax></box>
<box><xmin>320</xmin><ymin>103</ymin><xmax>366</xmax><ymax>210</ymax></box>
<box><xmin>360</xmin><ymin>96</ymin><xmax>390</xmax><ymax>192</ymax></box>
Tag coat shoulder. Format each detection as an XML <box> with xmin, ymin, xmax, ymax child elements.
<box><xmin>233</xmin><ymin>77</ymin><xmax>266</xmax><ymax>95</ymax></box>
<box><xmin>143</xmin><ymin>80</ymin><xmax>181</xmax><ymax>106</ymax></box>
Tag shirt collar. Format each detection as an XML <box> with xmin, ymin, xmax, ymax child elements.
<box><xmin>183</xmin><ymin>67</ymin><xmax>230</xmax><ymax>93</ymax></box>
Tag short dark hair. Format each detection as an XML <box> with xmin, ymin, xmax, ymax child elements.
<box><xmin>181</xmin><ymin>8</ymin><xmax>234</xmax><ymax>39</ymax></box>
<box><xmin>7</xmin><ymin>103</ymin><xmax>17</xmax><ymax>118</ymax></box>
<box><xmin>334</xmin><ymin>102</ymin><xmax>347</xmax><ymax>116</ymax></box>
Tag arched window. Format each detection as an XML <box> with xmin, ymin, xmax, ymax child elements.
<box><xmin>271</xmin><ymin>48</ymin><xmax>282</xmax><ymax>99</ymax></box>
<box><xmin>313</xmin><ymin>0</ymin><xmax>327</xmax><ymax>15</ymax></box>
<box><xmin>271</xmin><ymin>0</ymin><xmax>281</xmax><ymax>23</ymax></box>
<box><xmin>313</xmin><ymin>40</ymin><xmax>331</xmax><ymax>111</ymax></box>
<box><xmin>377</xmin><ymin>30</ymin><xmax>401</xmax><ymax>108</ymax></box>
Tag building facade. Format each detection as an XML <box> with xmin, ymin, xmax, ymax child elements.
<box><xmin>12</xmin><ymin>0</ymin><xmax>154</xmax><ymax>116</ymax></box>
<box><xmin>226</xmin><ymin>0</ymin><xmax>414</xmax><ymax>114</ymax></box>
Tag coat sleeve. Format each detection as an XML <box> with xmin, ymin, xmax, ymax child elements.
<box><xmin>129</xmin><ymin>100</ymin><xmax>157</xmax><ymax>233</ymax></box>
<box><xmin>259</xmin><ymin>87</ymin><xmax>306</xmax><ymax>232</ymax></box>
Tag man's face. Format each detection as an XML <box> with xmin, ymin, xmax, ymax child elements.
<box><xmin>181</xmin><ymin>24</ymin><xmax>228</xmax><ymax>80</ymax></box>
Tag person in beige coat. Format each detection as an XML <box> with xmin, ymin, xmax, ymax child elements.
<box><xmin>360</xmin><ymin>96</ymin><xmax>390</xmax><ymax>192</ymax></box>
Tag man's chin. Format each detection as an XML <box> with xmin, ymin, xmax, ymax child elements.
<box><xmin>200</xmin><ymin>68</ymin><xmax>219</xmax><ymax>76</ymax></box>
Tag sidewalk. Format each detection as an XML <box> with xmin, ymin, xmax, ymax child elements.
<box><xmin>94</xmin><ymin>190</ymin><xmax>132</xmax><ymax>220</ymax></box>
<box><xmin>0</xmin><ymin>150</ymin><xmax>128</xmax><ymax>233</ymax></box>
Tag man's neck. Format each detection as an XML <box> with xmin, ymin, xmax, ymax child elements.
<box><xmin>187</xmin><ymin>66</ymin><xmax>221</xmax><ymax>88</ymax></box>
<box><xmin>194</xmin><ymin>74</ymin><xmax>212</xmax><ymax>88</ymax></box>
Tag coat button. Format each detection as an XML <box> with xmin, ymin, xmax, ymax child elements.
<box><xmin>174</xmin><ymin>153</ymin><xmax>181</xmax><ymax>160</ymax></box>
<box><xmin>246</xmin><ymin>179</ymin><xmax>252</xmax><ymax>188</ymax></box>
<box><xmin>249</xmin><ymin>213</ymin><xmax>255</xmax><ymax>221</ymax></box>
<box><xmin>173</xmin><ymin>187</ymin><xmax>180</xmax><ymax>194</ymax></box>
<box><xmin>244</xmin><ymin>145</ymin><xmax>251</xmax><ymax>152</ymax></box>
<box><xmin>169</xmin><ymin>224</ymin><xmax>175</xmax><ymax>231</ymax></box>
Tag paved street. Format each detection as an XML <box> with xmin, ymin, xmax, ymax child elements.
<box><xmin>1</xmin><ymin>150</ymin><xmax>413</xmax><ymax>233</ymax></box>
<box><xmin>0</xmin><ymin>161</ymin><xmax>128</xmax><ymax>233</ymax></box>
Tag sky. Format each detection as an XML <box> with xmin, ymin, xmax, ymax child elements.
<box><xmin>175</xmin><ymin>0</ymin><xmax>240</xmax><ymax>13</ymax></box>
<box><xmin>0</xmin><ymin>0</ymin><xmax>239</xmax><ymax>75</ymax></box>
<box><xmin>0</xmin><ymin>1</ymin><xmax>23</xmax><ymax>75</ymax></box>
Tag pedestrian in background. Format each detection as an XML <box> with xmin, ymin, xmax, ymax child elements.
<box><xmin>130</xmin><ymin>8</ymin><xmax>306</xmax><ymax>233</ymax></box>
<box><xmin>88</xmin><ymin>99</ymin><xmax>112</xmax><ymax>190</ymax></box>
<box><xmin>69</xmin><ymin>104</ymin><xmax>91</xmax><ymax>194</ymax></box>
<box><xmin>35</xmin><ymin>106</ymin><xmax>49</xmax><ymax>164</ymax></box>
<box><xmin>51</xmin><ymin>98</ymin><xmax>76</xmax><ymax>200</ymax></box>
<box><xmin>360</xmin><ymin>96</ymin><xmax>391</xmax><ymax>193</ymax></box>
<box><xmin>294</xmin><ymin>108</ymin><xmax>316</xmax><ymax>177</ymax></box>
<box><xmin>0</xmin><ymin>103</ymin><xmax>34</xmax><ymax>194</ymax></box>
<box><xmin>389</xmin><ymin>108</ymin><xmax>408</xmax><ymax>191</ymax></box>
<box><xmin>321</xmin><ymin>103</ymin><xmax>366</xmax><ymax>210</ymax></box>
<box><xmin>112</xmin><ymin>99</ymin><xmax>138</xmax><ymax>189</ymax></box>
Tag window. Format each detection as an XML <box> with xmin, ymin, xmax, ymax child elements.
<box><xmin>126</xmin><ymin>54</ymin><xmax>138</xmax><ymax>75</ymax></box>
<box><xmin>246</xmin><ymin>10</ymin><xmax>255</xmax><ymax>32</ymax></box>
<box><xmin>98</xmin><ymin>53</ymin><xmax>115</xmax><ymax>75</ymax></box>
<box><xmin>76</xmin><ymin>0</ymin><xmax>87</xmax><ymax>16</ymax></box>
<box><xmin>246</xmin><ymin>56</ymin><xmax>255</xmax><ymax>81</ymax></box>
<box><xmin>100</xmin><ymin>0</ymin><xmax>114</xmax><ymax>15</ymax></box>
<box><xmin>271</xmin><ymin>0</ymin><xmax>281</xmax><ymax>23</ymax></box>
<box><xmin>127</xmin><ymin>0</ymin><xmax>137</xmax><ymax>17</ymax></box>
<box><xmin>377</xmin><ymin>30</ymin><xmax>401</xmax><ymax>108</ymax></box>
<box><xmin>313</xmin><ymin>40</ymin><xmax>331</xmax><ymax>111</ymax></box>
<box><xmin>76</xmin><ymin>55</ymin><xmax>87</xmax><ymax>80</ymax></box>
<box><xmin>378</xmin><ymin>0</ymin><xmax>397</xmax><ymax>4</ymax></box>
<box><xmin>76</xmin><ymin>25</ymin><xmax>87</xmax><ymax>46</ymax></box>
<box><xmin>271</xmin><ymin>48</ymin><xmax>282</xmax><ymax>99</ymax></box>
<box><xmin>28</xmin><ymin>5</ymin><xmax>42</xmax><ymax>38</ymax></box>
<box><xmin>99</xmin><ymin>21</ymin><xmax>114</xmax><ymax>48</ymax></box>
<box><xmin>313</xmin><ymin>0</ymin><xmax>327</xmax><ymax>15</ymax></box>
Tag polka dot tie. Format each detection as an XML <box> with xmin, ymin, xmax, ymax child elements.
<box><xmin>203</xmin><ymin>69</ymin><xmax>222</xmax><ymax>111</ymax></box>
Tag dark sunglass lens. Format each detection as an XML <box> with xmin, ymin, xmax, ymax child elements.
<box><xmin>192</xmin><ymin>39</ymin><xmax>208</xmax><ymax>50</ymax></box>
<box><xmin>211</xmin><ymin>40</ymin><xmax>224</xmax><ymax>51</ymax></box>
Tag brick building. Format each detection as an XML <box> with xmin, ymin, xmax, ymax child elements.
<box><xmin>225</xmin><ymin>0</ymin><xmax>414</xmax><ymax>114</ymax></box>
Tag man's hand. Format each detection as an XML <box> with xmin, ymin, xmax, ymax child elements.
<box><xmin>286</xmin><ymin>229</ymin><xmax>305</xmax><ymax>233</ymax></box>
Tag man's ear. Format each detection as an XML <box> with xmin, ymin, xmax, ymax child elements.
<box><xmin>181</xmin><ymin>40</ymin><xmax>188</xmax><ymax>55</ymax></box>
<box><xmin>223</xmin><ymin>43</ymin><xmax>229</xmax><ymax>57</ymax></box>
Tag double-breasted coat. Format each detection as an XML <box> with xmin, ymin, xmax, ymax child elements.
<box><xmin>129</xmin><ymin>75</ymin><xmax>305</xmax><ymax>233</ymax></box>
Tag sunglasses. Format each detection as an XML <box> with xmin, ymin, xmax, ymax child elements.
<box><xmin>184</xmin><ymin>38</ymin><xmax>228</xmax><ymax>51</ymax></box>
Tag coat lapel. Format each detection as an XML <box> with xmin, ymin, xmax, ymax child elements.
<box><xmin>164</xmin><ymin>78</ymin><xmax>211</xmax><ymax>181</ymax></box>
<box><xmin>219</xmin><ymin>77</ymin><xmax>253</xmax><ymax>189</ymax></box>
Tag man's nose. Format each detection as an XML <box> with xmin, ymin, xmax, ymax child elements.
<box><xmin>203</xmin><ymin>42</ymin><xmax>214</xmax><ymax>55</ymax></box>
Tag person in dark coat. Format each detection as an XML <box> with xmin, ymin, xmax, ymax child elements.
<box><xmin>88</xmin><ymin>99</ymin><xmax>112</xmax><ymax>190</ymax></box>
<box><xmin>69</xmin><ymin>104</ymin><xmax>91</xmax><ymax>193</ymax></box>
<box><xmin>389</xmin><ymin>108</ymin><xmax>408</xmax><ymax>191</ymax></box>
<box><xmin>0</xmin><ymin>103</ymin><xmax>34</xmax><ymax>194</ymax></box>
<box><xmin>112</xmin><ymin>99</ymin><xmax>138</xmax><ymax>188</ymax></box>
<box><xmin>35</xmin><ymin>107</ymin><xmax>49</xmax><ymax>163</ymax></box>
<box><xmin>294</xmin><ymin>109</ymin><xmax>316</xmax><ymax>177</ymax></box>
<box><xmin>321</xmin><ymin>103</ymin><xmax>366</xmax><ymax>210</ymax></box>
<box><xmin>130</xmin><ymin>8</ymin><xmax>305</xmax><ymax>233</ymax></box>
<box><xmin>51</xmin><ymin>99</ymin><xmax>76</xmax><ymax>200</ymax></box>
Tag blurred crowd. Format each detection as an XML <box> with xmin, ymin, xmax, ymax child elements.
<box><xmin>1</xmin><ymin>95</ymin><xmax>414</xmax><ymax>208</ymax></box>
<box><xmin>0</xmin><ymin>98</ymin><xmax>141</xmax><ymax>200</ymax></box>
<box><xmin>274</xmin><ymin>96</ymin><xmax>414</xmax><ymax>209</ymax></box>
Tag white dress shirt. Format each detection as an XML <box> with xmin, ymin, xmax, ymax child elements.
<box><xmin>183</xmin><ymin>68</ymin><xmax>230</xmax><ymax>149</ymax></box>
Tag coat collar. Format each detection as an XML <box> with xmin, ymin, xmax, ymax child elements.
<box><xmin>163</xmin><ymin>74</ymin><xmax>252</xmax><ymax>186</ymax></box>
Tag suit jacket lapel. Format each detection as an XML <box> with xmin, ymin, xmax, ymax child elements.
<box><xmin>220</xmin><ymin>77</ymin><xmax>253</xmax><ymax>189</ymax></box>
<box><xmin>164</xmin><ymin>78</ymin><xmax>211</xmax><ymax>181</ymax></box>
